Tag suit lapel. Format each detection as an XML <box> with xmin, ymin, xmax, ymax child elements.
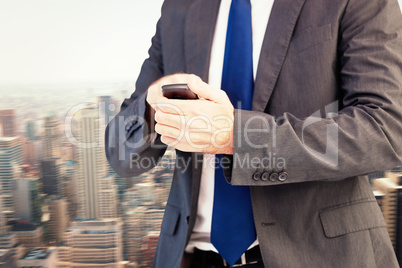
<box><xmin>252</xmin><ymin>0</ymin><xmax>306</xmax><ymax>112</ymax></box>
<box><xmin>184</xmin><ymin>0</ymin><xmax>221</xmax><ymax>81</ymax></box>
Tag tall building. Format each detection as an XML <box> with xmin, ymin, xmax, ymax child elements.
<box><xmin>98</xmin><ymin>96</ymin><xmax>116</xmax><ymax>127</ymax></box>
<box><xmin>40</xmin><ymin>158</ymin><xmax>64</xmax><ymax>196</ymax></box>
<box><xmin>0</xmin><ymin>186</ymin><xmax>24</xmax><ymax>267</ymax></box>
<box><xmin>141</xmin><ymin>231</ymin><xmax>160</xmax><ymax>268</ymax></box>
<box><xmin>124</xmin><ymin>207</ymin><xmax>164</xmax><ymax>265</ymax></box>
<box><xmin>58</xmin><ymin>218</ymin><xmax>125</xmax><ymax>267</ymax></box>
<box><xmin>10</xmin><ymin>223</ymin><xmax>43</xmax><ymax>249</ymax></box>
<box><xmin>63</xmin><ymin>161</ymin><xmax>78</xmax><ymax>219</ymax></box>
<box><xmin>98</xmin><ymin>176</ymin><xmax>118</xmax><ymax>218</ymax></box>
<box><xmin>98</xmin><ymin>96</ymin><xmax>119</xmax><ymax>178</ymax></box>
<box><xmin>13</xmin><ymin>178</ymin><xmax>38</xmax><ymax>221</ymax></box>
<box><xmin>132</xmin><ymin>180</ymin><xmax>156</xmax><ymax>205</ymax></box>
<box><xmin>30</xmin><ymin>179</ymin><xmax>44</xmax><ymax>224</ymax></box>
<box><xmin>43</xmin><ymin>114</ymin><xmax>61</xmax><ymax>159</ymax></box>
<box><xmin>46</xmin><ymin>197</ymin><xmax>68</xmax><ymax>245</ymax></box>
<box><xmin>0</xmin><ymin>110</ymin><xmax>17</xmax><ymax>137</ymax></box>
<box><xmin>0</xmin><ymin>188</ymin><xmax>24</xmax><ymax>267</ymax></box>
<box><xmin>0</xmin><ymin>234</ymin><xmax>19</xmax><ymax>253</ymax></box>
<box><xmin>0</xmin><ymin>137</ymin><xmax>23</xmax><ymax>219</ymax></box>
<box><xmin>60</xmin><ymin>141</ymin><xmax>75</xmax><ymax>161</ymax></box>
<box><xmin>122</xmin><ymin>188</ymin><xmax>140</xmax><ymax>213</ymax></box>
<box><xmin>22</xmin><ymin>139</ymin><xmax>42</xmax><ymax>167</ymax></box>
<box><xmin>76</xmin><ymin>107</ymin><xmax>112</xmax><ymax>218</ymax></box>
<box><xmin>17</xmin><ymin>247</ymin><xmax>58</xmax><ymax>268</ymax></box>
<box><xmin>0</xmin><ymin>249</ymin><xmax>15</xmax><ymax>268</ymax></box>
<box><xmin>25</xmin><ymin>120</ymin><xmax>37</xmax><ymax>141</ymax></box>
<box><xmin>22</xmin><ymin>138</ymin><xmax>35</xmax><ymax>166</ymax></box>
<box><xmin>373</xmin><ymin>175</ymin><xmax>402</xmax><ymax>266</ymax></box>
<box><xmin>0</xmin><ymin>185</ymin><xmax>7</xmax><ymax>236</ymax></box>
<box><xmin>385</xmin><ymin>171</ymin><xmax>402</xmax><ymax>265</ymax></box>
<box><xmin>373</xmin><ymin>178</ymin><xmax>400</xmax><ymax>247</ymax></box>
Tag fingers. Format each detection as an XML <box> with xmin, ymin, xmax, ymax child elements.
<box><xmin>154</xmin><ymin>110</ymin><xmax>183</xmax><ymax>128</ymax></box>
<box><xmin>145</xmin><ymin>73</ymin><xmax>234</xmax><ymax>155</ymax></box>
<box><xmin>187</xmin><ymin>75</ymin><xmax>227</xmax><ymax>103</ymax></box>
<box><xmin>156</xmin><ymin>99</ymin><xmax>204</xmax><ymax>115</ymax></box>
<box><xmin>155</xmin><ymin>123</ymin><xmax>182</xmax><ymax>139</ymax></box>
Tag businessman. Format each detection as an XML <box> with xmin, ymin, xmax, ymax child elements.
<box><xmin>106</xmin><ymin>0</ymin><xmax>402</xmax><ymax>267</ymax></box>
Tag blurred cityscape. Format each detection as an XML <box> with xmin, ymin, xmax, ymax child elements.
<box><xmin>0</xmin><ymin>81</ymin><xmax>401</xmax><ymax>268</ymax></box>
<box><xmin>0</xmin><ymin>81</ymin><xmax>174</xmax><ymax>268</ymax></box>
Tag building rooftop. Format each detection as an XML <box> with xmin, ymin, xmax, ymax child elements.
<box><xmin>73</xmin><ymin>217</ymin><xmax>101</xmax><ymax>222</ymax></box>
<box><xmin>65</xmin><ymin>160</ymin><xmax>75</xmax><ymax>166</ymax></box>
<box><xmin>0</xmin><ymin>233</ymin><xmax>13</xmax><ymax>238</ymax></box>
<box><xmin>11</xmin><ymin>223</ymin><xmax>38</xmax><ymax>232</ymax></box>
<box><xmin>82</xmin><ymin>230</ymin><xmax>117</xmax><ymax>234</ymax></box>
<box><xmin>0</xmin><ymin>137</ymin><xmax>18</xmax><ymax>142</ymax></box>
<box><xmin>22</xmin><ymin>248</ymin><xmax>53</xmax><ymax>260</ymax></box>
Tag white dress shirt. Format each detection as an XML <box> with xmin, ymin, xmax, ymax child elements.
<box><xmin>185</xmin><ymin>0</ymin><xmax>274</xmax><ymax>253</ymax></box>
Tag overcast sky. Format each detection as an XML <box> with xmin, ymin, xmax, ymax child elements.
<box><xmin>0</xmin><ymin>0</ymin><xmax>164</xmax><ymax>85</ymax></box>
<box><xmin>0</xmin><ymin>0</ymin><xmax>401</xmax><ymax>85</ymax></box>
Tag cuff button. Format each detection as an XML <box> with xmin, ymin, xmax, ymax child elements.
<box><xmin>261</xmin><ymin>172</ymin><xmax>270</xmax><ymax>181</ymax></box>
<box><xmin>278</xmin><ymin>172</ymin><xmax>288</xmax><ymax>182</ymax></box>
<box><xmin>253</xmin><ymin>172</ymin><xmax>261</xmax><ymax>181</ymax></box>
<box><xmin>269</xmin><ymin>172</ymin><xmax>279</xmax><ymax>182</ymax></box>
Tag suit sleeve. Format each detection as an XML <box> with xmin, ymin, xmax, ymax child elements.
<box><xmin>105</xmin><ymin>17</ymin><xmax>168</xmax><ymax>178</ymax></box>
<box><xmin>228</xmin><ymin>0</ymin><xmax>402</xmax><ymax>186</ymax></box>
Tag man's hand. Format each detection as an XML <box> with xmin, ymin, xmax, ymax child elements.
<box><xmin>146</xmin><ymin>74</ymin><xmax>234</xmax><ymax>155</ymax></box>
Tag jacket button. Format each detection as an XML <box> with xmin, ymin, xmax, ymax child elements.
<box><xmin>269</xmin><ymin>172</ymin><xmax>279</xmax><ymax>182</ymax></box>
<box><xmin>253</xmin><ymin>172</ymin><xmax>261</xmax><ymax>181</ymax></box>
<box><xmin>261</xmin><ymin>172</ymin><xmax>270</xmax><ymax>181</ymax></box>
<box><xmin>278</xmin><ymin>172</ymin><xmax>288</xmax><ymax>182</ymax></box>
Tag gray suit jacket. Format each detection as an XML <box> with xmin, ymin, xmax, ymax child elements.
<box><xmin>105</xmin><ymin>0</ymin><xmax>402</xmax><ymax>267</ymax></box>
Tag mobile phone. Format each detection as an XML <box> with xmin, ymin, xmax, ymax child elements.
<box><xmin>161</xmin><ymin>84</ymin><xmax>198</xmax><ymax>99</ymax></box>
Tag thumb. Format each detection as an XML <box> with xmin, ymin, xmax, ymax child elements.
<box><xmin>187</xmin><ymin>75</ymin><xmax>228</xmax><ymax>104</ymax></box>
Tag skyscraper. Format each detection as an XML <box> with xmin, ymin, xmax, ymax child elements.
<box><xmin>43</xmin><ymin>114</ymin><xmax>61</xmax><ymax>159</ymax></box>
<box><xmin>98</xmin><ymin>176</ymin><xmax>118</xmax><ymax>219</ymax></box>
<box><xmin>40</xmin><ymin>158</ymin><xmax>64</xmax><ymax>196</ymax></box>
<box><xmin>0</xmin><ymin>249</ymin><xmax>15</xmax><ymax>267</ymax></box>
<box><xmin>46</xmin><ymin>197</ymin><xmax>68</xmax><ymax>245</ymax></box>
<box><xmin>0</xmin><ymin>110</ymin><xmax>17</xmax><ymax>137</ymax></box>
<box><xmin>63</xmin><ymin>160</ymin><xmax>78</xmax><ymax>219</ymax></box>
<box><xmin>76</xmin><ymin>107</ymin><xmax>116</xmax><ymax>218</ymax></box>
<box><xmin>0</xmin><ymin>184</ymin><xmax>7</xmax><ymax>236</ymax></box>
<box><xmin>141</xmin><ymin>231</ymin><xmax>160</xmax><ymax>268</ymax></box>
<box><xmin>57</xmin><ymin>218</ymin><xmax>124</xmax><ymax>267</ymax></box>
<box><xmin>25</xmin><ymin>120</ymin><xmax>37</xmax><ymax>141</ymax></box>
<box><xmin>0</xmin><ymin>137</ymin><xmax>23</xmax><ymax>219</ymax></box>
<box><xmin>373</xmin><ymin>175</ymin><xmax>402</xmax><ymax>266</ymax></box>
<box><xmin>98</xmin><ymin>96</ymin><xmax>116</xmax><ymax>127</ymax></box>
<box><xmin>123</xmin><ymin>207</ymin><xmax>163</xmax><ymax>265</ymax></box>
<box><xmin>98</xmin><ymin>96</ymin><xmax>119</xmax><ymax>178</ymax></box>
<box><xmin>13</xmin><ymin>178</ymin><xmax>37</xmax><ymax>221</ymax></box>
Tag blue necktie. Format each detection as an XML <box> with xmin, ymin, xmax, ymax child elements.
<box><xmin>211</xmin><ymin>0</ymin><xmax>256</xmax><ymax>265</ymax></box>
